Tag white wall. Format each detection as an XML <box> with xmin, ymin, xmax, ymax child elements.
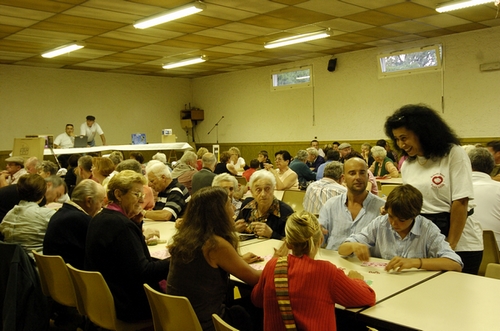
<box><xmin>192</xmin><ymin>26</ymin><xmax>500</xmax><ymax>144</ymax></box>
<box><xmin>0</xmin><ymin>66</ymin><xmax>191</xmax><ymax>150</ymax></box>
<box><xmin>1</xmin><ymin>26</ymin><xmax>499</xmax><ymax>151</ymax></box>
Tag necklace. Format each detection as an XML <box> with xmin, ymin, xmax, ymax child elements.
<box><xmin>416</xmin><ymin>156</ymin><xmax>428</xmax><ymax>166</ymax></box>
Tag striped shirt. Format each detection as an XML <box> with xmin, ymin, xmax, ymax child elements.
<box><xmin>303</xmin><ymin>178</ymin><xmax>346</xmax><ymax>214</ymax></box>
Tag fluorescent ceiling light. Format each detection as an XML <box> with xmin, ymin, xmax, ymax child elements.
<box><xmin>264</xmin><ymin>28</ymin><xmax>332</xmax><ymax>49</ymax></box>
<box><xmin>134</xmin><ymin>1</ymin><xmax>206</xmax><ymax>29</ymax></box>
<box><xmin>163</xmin><ymin>55</ymin><xmax>207</xmax><ymax>69</ymax></box>
<box><xmin>436</xmin><ymin>0</ymin><xmax>494</xmax><ymax>12</ymax></box>
<box><xmin>41</xmin><ymin>42</ymin><xmax>85</xmax><ymax>58</ymax></box>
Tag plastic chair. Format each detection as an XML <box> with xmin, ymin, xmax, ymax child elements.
<box><xmin>212</xmin><ymin>314</ymin><xmax>239</xmax><ymax>331</ymax></box>
<box><xmin>143</xmin><ymin>283</ymin><xmax>202</xmax><ymax>331</ymax></box>
<box><xmin>281</xmin><ymin>189</ymin><xmax>306</xmax><ymax>213</ymax></box>
<box><xmin>380</xmin><ymin>184</ymin><xmax>399</xmax><ymax>198</ymax></box>
<box><xmin>32</xmin><ymin>251</ymin><xmax>77</xmax><ymax>308</ymax></box>
<box><xmin>478</xmin><ymin>230</ymin><xmax>500</xmax><ymax>276</ymax></box>
<box><xmin>67</xmin><ymin>264</ymin><xmax>152</xmax><ymax>331</ymax></box>
<box><xmin>485</xmin><ymin>263</ymin><xmax>500</xmax><ymax>280</ymax></box>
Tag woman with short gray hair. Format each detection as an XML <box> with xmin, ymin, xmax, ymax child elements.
<box><xmin>369</xmin><ymin>146</ymin><xmax>399</xmax><ymax>178</ymax></box>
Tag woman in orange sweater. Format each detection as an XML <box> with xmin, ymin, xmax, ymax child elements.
<box><xmin>251</xmin><ymin>211</ymin><xmax>375</xmax><ymax>331</ymax></box>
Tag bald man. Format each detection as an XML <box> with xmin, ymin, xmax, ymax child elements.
<box><xmin>319</xmin><ymin>157</ymin><xmax>385</xmax><ymax>250</ymax></box>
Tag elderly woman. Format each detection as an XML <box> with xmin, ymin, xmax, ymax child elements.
<box><xmin>36</xmin><ymin>160</ymin><xmax>59</xmax><ymax>178</ymax></box>
<box><xmin>212</xmin><ymin>173</ymin><xmax>242</xmax><ymax>213</ymax></box>
<box><xmin>167</xmin><ymin>186</ymin><xmax>261</xmax><ymax>331</ymax></box>
<box><xmin>229</xmin><ymin>146</ymin><xmax>245</xmax><ymax>170</ymax></box>
<box><xmin>263</xmin><ymin>150</ymin><xmax>298</xmax><ymax>190</ymax></box>
<box><xmin>214</xmin><ymin>151</ymin><xmax>237</xmax><ymax>175</ymax></box>
<box><xmin>0</xmin><ymin>174</ymin><xmax>56</xmax><ymax>257</ymax></box>
<box><xmin>85</xmin><ymin>170</ymin><xmax>170</xmax><ymax>322</ymax></box>
<box><xmin>369</xmin><ymin>146</ymin><xmax>399</xmax><ymax>178</ymax></box>
<box><xmin>235</xmin><ymin>170</ymin><xmax>294</xmax><ymax>239</ymax></box>
<box><xmin>91</xmin><ymin>156</ymin><xmax>115</xmax><ymax>184</ymax></box>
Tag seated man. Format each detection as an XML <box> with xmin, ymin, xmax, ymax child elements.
<box><xmin>289</xmin><ymin>150</ymin><xmax>316</xmax><ymax>188</ymax></box>
<box><xmin>76</xmin><ymin>155</ymin><xmax>93</xmax><ymax>182</ymax></box>
<box><xmin>171</xmin><ymin>151</ymin><xmax>198</xmax><ymax>194</ymax></box>
<box><xmin>145</xmin><ymin>162</ymin><xmax>190</xmax><ymax>221</ymax></box>
<box><xmin>54</xmin><ymin>124</ymin><xmax>75</xmax><ymax>149</ymax></box>
<box><xmin>316</xmin><ymin>149</ymin><xmax>340</xmax><ymax>180</ymax></box>
<box><xmin>36</xmin><ymin>160</ymin><xmax>59</xmax><ymax>178</ymax></box>
<box><xmin>337</xmin><ymin>143</ymin><xmax>352</xmax><ymax>163</ymax></box>
<box><xmin>319</xmin><ymin>157</ymin><xmax>385</xmax><ymax>250</ymax></box>
<box><xmin>339</xmin><ymin>184</ymin><xmax>463</xmax><ymax>272</ymax></box>
<box><xmin>0</xmin><ymin>156</ymin><xmax>27</xmax><ymax>187</ymax></box>
<box><xmin>44</xmin><ymin>180</ymin><xmax>105</xmax><ymax>269</ymax></box>
<box><xmin>468</xmin><ymin>147</ymin><xmax>500</xmax><ymax>247</ymax></box>
<box><xmin>304</xmin><ymin>161</ymin><xmax>346</xmax><ymax>215</ymax></box>
<box><xmin>191</xmin><ymin>152</ymin><xmax>217</xmax><ymax>194</ymax></box>
<box><xmin>310</xmin><ymin>139</ymin><xmax>325</xmax><ymax>157</ymax></box>
<box><xmin>306</xmin><ymin>147</ymin><xmax>325</xmax><ymax>172</ymax></box>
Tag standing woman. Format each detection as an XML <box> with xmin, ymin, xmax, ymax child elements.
<box><xmin>384</xmin><ymin>104</ymin><xmax>483</xmax><ymax>274</ymax></box>
<box><xmin>167</xmin><ymin>186</ymin><xmax>261</xmax><ymax>331</ymax></box>
<box><xmin>251</xmin><ymin>211</ymin><xmax>375</xmax><ymax>331</ymax></box>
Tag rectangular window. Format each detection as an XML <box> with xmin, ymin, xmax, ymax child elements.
<box><xmin>377</xmin><ymin>44</ymin><xmax>442</xmax><ymax>78</ymax></box>
<box><xmin>270</xmin><ymin>66</ymin><xmax>312</xmax><ymax>91</ymax></box>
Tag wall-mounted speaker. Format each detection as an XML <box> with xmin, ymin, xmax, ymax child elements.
<box><xmin>327</xmin><ymin>58</ymin><xmax>337</xmax><ymax>72</ymax></box>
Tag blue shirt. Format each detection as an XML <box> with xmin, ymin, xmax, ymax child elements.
<box><xmin>319</xmin><ymin>192</ymin><xmax>385</xmax><ymax>250</ymax></box>
<box><xmin>344</xmin><ymin>215</ymin><xmax>463</xmax><ymax>268</ymax></box>
<box><xmin>316</xmin><ymin>160</ymin><xmax>332</xmax><ymax>180</ymax></box>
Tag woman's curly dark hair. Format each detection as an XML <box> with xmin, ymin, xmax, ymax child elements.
<box><xmin>384</xmin><ymin>104</ymin><xmax>460</xmax><ymax>160</ymax></box>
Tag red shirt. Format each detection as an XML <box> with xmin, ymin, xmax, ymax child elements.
<box><xmin>242</xmin><ymin>168</ymin><xmax>256</xmax><ymax>182</ymax></box>
<box><xmin>251</xmin><ymin>254</ymin><xmax>375</xmax><ymax>331</ymax></box>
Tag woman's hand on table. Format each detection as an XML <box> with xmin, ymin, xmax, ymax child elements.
<box><xmin>241</xmin><ymin>252</ymin><xmax>264</xmax><ymax>264</ymax></box>
<box><xmin>175</xmin><ymin>218</ymin><xmax>183</xmax><ymax>229</ymax></box>
<box><xmin>251</xmin><ymin>222</ymin><xmax>273</xmax><ymax>238</ymax></box>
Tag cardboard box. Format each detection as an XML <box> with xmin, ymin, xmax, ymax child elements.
<box><xmin>12</xmin><ymin>137</ymin><xmax>45</xmax><ymax>161</ymax></box>
<box><xmin>161</xmin><ymin>134</ymin><xmax>177</xmax><ymax>143</ymax></box>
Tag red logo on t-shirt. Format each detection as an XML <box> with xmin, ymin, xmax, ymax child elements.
<box><xmin>431</xmin><ymin>174</ymin><xmax>445</xmax><ymax>188</ymax></box>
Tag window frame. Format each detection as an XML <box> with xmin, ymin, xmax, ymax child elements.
<box><xmin>377</xmin><ymin>44</ymin><xmax>442</xmax><ymax>78</ymax></box>
<box><xmin>270</xmin><ymin>65</ymin><xmax>313</xmax><ymax>91</ymax></box>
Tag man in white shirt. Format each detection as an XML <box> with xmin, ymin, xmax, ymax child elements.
<box><xmin>54</xmin><ymin>124</ymin><xmax>75</xmax><ymax>149</ymax></box>
<box><xmin>468</xmin><ymin>147</ymin><xmax>500</xmax><ymax>247</ymax></box>
<box><xmin>0</xmin><ymin>156</ymin><xmax>27</xmax><ymax>188</ymax></box>
<box><xmin>80</xmin><ymin>115</ymin><xmax>106</xmax><ymax>146</ymax></box>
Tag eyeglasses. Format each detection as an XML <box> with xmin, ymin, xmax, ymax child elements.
<box><xmin>130</xmin><ymin>191</ymin><xmax>145</xmax><ymax>199</ymax></box>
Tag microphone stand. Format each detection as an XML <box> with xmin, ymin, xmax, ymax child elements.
<box><xmin>207</xmin><ymin>116</ymin><xmax>224</xmax><ymax>143</ymax></box>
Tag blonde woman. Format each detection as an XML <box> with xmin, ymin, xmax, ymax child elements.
<box><xmin>251</xmin><ymin>211</ymin><xmax>375</xmax><ymax>330</ymax></box>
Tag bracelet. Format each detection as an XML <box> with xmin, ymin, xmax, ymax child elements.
<box><xmin>418</xmin><ymin>258</ymin><xmax>422</xmax><ymax>269</ymax></box>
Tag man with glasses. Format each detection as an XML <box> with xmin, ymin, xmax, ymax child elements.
<box><xmin>145</xmin><ymin>162</ymin><xmax>190</xmax><ymax>221</ymax></box>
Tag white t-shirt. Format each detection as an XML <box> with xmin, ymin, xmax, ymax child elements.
<box><xmin>80</xmin><ymin>122</ymin><xmax>104</xmax><ymax>142</ymax></box>
<box><xmin>401</xmin><ymin>145</ymin><xmax>482</xmax><ymax>251</ymax></box>
<box><xmin>472</xmin><ymin>172</ymin><xmax>500</xmax><ymax>247</ymax></box>
<box><xmin>54</xmin><ymin>133</ymin><xmax>74</xmax><ymax>148</ymax></box>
